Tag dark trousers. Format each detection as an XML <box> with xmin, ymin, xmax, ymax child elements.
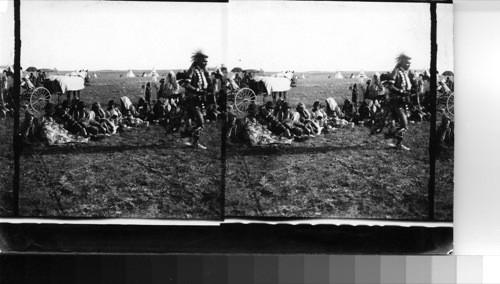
<box><xmin>391</xmin><ymin>98</ymin><xmax>408</xmax><ymax>143</ymax></box>
<box><xmin>185</xmin><ymin>96</ymin><xmax>204</xmax><ymax>143</ymax></box>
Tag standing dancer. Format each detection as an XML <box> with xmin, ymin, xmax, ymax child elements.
<box><xmin>182</xmin><ymin>50</ymin><xmax>211</xmax><ymax>149</ymax></box>
<box><xmin>386</xmin><ymin>53</ymin><xmax>417</xmax><ymax>151</ymax></box>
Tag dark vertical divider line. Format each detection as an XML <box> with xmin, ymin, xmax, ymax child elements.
<box><xmin>428</xmin><ymin>2</ymin><xmax>437</xmax><ymax>221</ymax></box>
<box><xmin>13</xmin><ymin>0</ymin><xmax>21</xmax><ymax>217</ymax></box>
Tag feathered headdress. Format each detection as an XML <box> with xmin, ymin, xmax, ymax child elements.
<box><xmin>395</xmin><ymin>53</ymin><xmax>412</xmax><ymax>68</ymax></box>
<box><xmin>191</xmin><ymin>50</ymin><xmax>208</xmax><ymax>64</ymax></box>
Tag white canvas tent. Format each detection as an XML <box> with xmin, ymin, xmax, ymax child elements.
<box><xmin>356</xmin><ymin>70</ymin><xmax>367</xmax><ymax>79</ymax></box>
<box><xmin>334</xmin><ymin>71</ymin><xmax>344</xmax><ymax>79</ymax></box>
<box><xmin>125</xmin><ymin>69</ymin><xmax>135</xmax><ymax>77</ymax></box>
<box><xmin>148</xmin><ymin>68</ymin><xmax>159</xmax><ymax>77</ymax></box>
<box><xmin>300</xmin><ymin>74</ymin><xmax>306</xmax><ymax>79</ymax></box>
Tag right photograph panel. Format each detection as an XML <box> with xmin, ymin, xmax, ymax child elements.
<box><xmin>224</xmin><ymin>1</ymin><xmax>453</xmax><ymax>220</ymax></box>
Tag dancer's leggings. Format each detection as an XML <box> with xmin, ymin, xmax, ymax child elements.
<box><xmin>391</xmin><ymin>99</ymin><xmax>408</xmax><ymax>143</ymax></box>
<box><xmin>187</xmin><ymin>103</ymin><xmax>204</xmax><ymax>143</ymax></box>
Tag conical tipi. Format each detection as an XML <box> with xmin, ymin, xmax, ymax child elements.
<box><xmin>334</xmin><ymin>71</ymin><xmax>344</xmax><ymax>79</ymax></box>
<box><xmin>125</xmin><ymin>69</ymin><xmax>135</xmax><ymax>77</ymax></box>
<box><xmin>356</xmin><ymin>70</ymin><xmax>367</xmax><ymax>79</ymax></box>
<box><xmin>148</xmin><ymin>68</ymin><xmax>159</xmax><ymax>77</ymax></box>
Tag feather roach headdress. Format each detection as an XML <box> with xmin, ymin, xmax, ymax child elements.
<box><xmin>395</xmin><ymin>53</ymin><xmax>412</xmax><ymax>68</ymax></box>
<box><xmin>191</xmin><ymin>50</ymin><xmax>208</xmax><ymax>65</ymax></box>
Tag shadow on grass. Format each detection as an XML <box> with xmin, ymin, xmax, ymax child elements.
<box><xmin>22</xmin><ymin>142</ymin><xmax>184</xmax><ymax>156</ymax></box>
<box><xmin>228</xmin><ymin>144</ymin><xmax>380</xmax><ymax>157</ymax></box>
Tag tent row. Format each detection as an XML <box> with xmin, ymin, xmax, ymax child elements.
<box><xmin>325</xmin><ymin>70</ymin><xmax>365</xmax><ymax>79</ymax></box>
<box><xmin>124</xmin><ymin>68</ymin><xmax>160</xmax><ymax>78</ymax></box>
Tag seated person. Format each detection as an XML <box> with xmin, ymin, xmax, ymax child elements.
<box><xmin>341</xmin><ymin>99</ymin><xmax>358</xmax><ymax>122</ymax></box>
<box><xmin>358</xmin><ymin>99</ymin><xmax>372</xmax><ymax>122</ymax></box>
<box><xmin>91</xmin><ymin>102</ymin><xmax>116</xmax><ymax>133</ymax></box>
<box><xmin>136</xmin><ymin>98</ymin><xmax>152</xmax><ymax>121</ymax></box>
<box><xmin>151</xmin><ymin>98</ymin><xmax>167</xmax><ymax>121</ymax></box>
<box><xmin>276</xmin><ymin>101</ymin><xmax>308</xmax><ymax>137</ymax></box>
<box><xmin>324</xmin><ymin>98</ymin><xmax>350</xmax><ymax>128</ymax></box>
<box><xmin>311</xmin><ymin>101</ymin><xmax>328</xmax><ymax>130</ymax></box>
<box><xmin>257</xmin><ymin>104</ymin><xmax>291</xmax><ymax>138</ymax></box>
<box><xmin>74</xmin><ymin>100</ymin><xmax>108</xmax><ymax>135</ymax></box>
<box><xmin>54</xmin><ymin>100</ymin><xmax>88</xmax><ymax>137</ymax></box>
<box><xmin>120</xmin><ymin>96</ymin><xmax>138</xmax><ymax>117</ymax></box>
<box><xmin>120</xmin><ymin>96</ymin><xmax>143</xmax><ymax>127</ymax></box>
<box><xmin>295</xmin><ymin>103</ymin><xmax>320</xmax><ymax>135</ymax></box>
<box><xmin>105</xmin><ymin>100</ymin><xmax>123</xmax><ymax>127</ymax></box>
<box><xmin>263</xmin><ymin>101</ymin><xmax>277</xmax><ymax>116</ymax></box>
<box><xmin>324</xmin><ymin>97</ymin><xmax>343</xmax><ymax>118</ymax></box>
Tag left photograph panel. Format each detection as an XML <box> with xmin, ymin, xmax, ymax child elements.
<box><xmin>0</xmin><ymin>109</ymin><xmax>13</xmax><ymax>216</ymax></box>
<box><xmin>2</xmin><ymin>1</ymin><xmax>226</xmax><ymax>219</ymax></box>
<box><xmin>1</xmin><ymin>0</ymin><xmax>15</xmax><ymax>216</ymax></box>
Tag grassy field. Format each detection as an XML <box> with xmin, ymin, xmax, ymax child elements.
<box><xmin>0</xmin><ymin>71</ymin><xmax>453</xmax><ymax>221</ymax></box>
<box><xmin>0</xmin><ymin>119</ymin><xmax>14</xmax><ymax>216</ymax></box>
<box><xmin>1</xmin><ymin>71</ymin><xmax>222</xmax><ymax>219</ymax></box>
<box><xmin>225</xmin><ymin>72</ymin><xmax>453</xmax><ymax>221</ymax></box>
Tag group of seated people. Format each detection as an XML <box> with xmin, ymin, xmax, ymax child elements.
<box><xmin>19</xmin><ymin>88</ymin><xmax>222</xmax><ymax>146</ymax></box>
<box><xmin>14</xmin><ymin>79</ymin><xmax>451</xmax><ymax>150</ymax></box>
<box><xmin>225</xmin><ymin>91</ymin><xmax>450</xmax><ymax>148</ymax></box>
<box><xmin>21</xmin><ymin>96</ymin><xmax>154</xmax><ymax>145</ymax></box>
<box><xmin>226</xmin><ymin>98</ymin><xmax>352</xmax><ymax>147</ymax></box>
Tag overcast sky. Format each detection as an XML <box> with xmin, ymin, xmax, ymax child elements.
<box><xmin>1</xmin><ymin>1</ymin><xmax>453</xmax><ymax>72</ymax></box>
<box><xmin>228</xmin><ymin>1</ymin><xmax>453</xmax><ymax>72</ymax></box>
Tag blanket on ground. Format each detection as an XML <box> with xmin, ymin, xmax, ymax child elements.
<box><xmin>22</xmin><ymin>114</ymin><xmax>89</xmax><ymax>145</ymax></box>
<box><xmin>244</xmin><ymin>118</ymin><xmax>293</xmax><ymax>147</ymax></box>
